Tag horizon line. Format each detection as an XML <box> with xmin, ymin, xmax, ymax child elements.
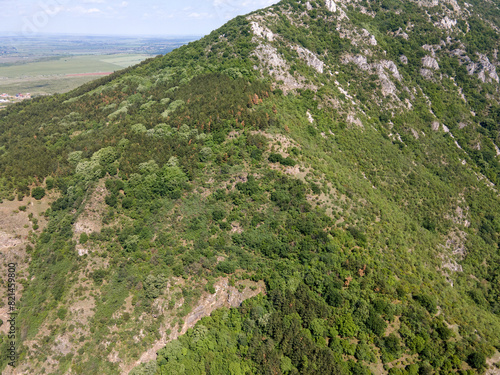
<box><xmin>0</xmin><ymin>31</ymin><xmax>204</xmax><ymax>39</ymax></box>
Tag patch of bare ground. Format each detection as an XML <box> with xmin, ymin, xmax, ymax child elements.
<box><xmin>250</xmin><ymin>130</ymin><xmax>300</xmax><ymax>155</ymax></box>
<box><xmin>122</xmin><ymin>277</ymin><xmax>265</xmax><ymax>374</ymax></box>
<box><xmin>0</xmin><ymin>196</ymin><xmax>52</xmax><ymax>342</ymax></box>
<box><xmin>369</xmin><ymin>361</ymin><xmax>386</xmax><ymax>375</ymax></box>
<box><xmin>306</xmin><ymin>180</ymin><xmax>345</xmax><ymax>220</ymax></box>
<box><xmin>390</xmin><ymin>353</ymin><xmax>420</xmax><ymax>369</ymax></box>
<box><xmin>73</xmin><ymin>179</ymin><xmax>113</xmax><ymax>256</ymax></box>
<box><xmin>487</xmin><ymin>351</ymin><xmax>500</xmax><ymax>375</ymax></box>
<box><xmin>385</xmin><ymin>315</ymin><xmax>401</xmax><ymax>336</ymax></box>
<box><xmin>14</xmin><ymin>265</ymin><xmax>97</xmax><ymax>375</ymax></box>
<box><xmin>73</xmin><ymin>179</ymin><xmax>108</xmax><ymax>256</ymax></box>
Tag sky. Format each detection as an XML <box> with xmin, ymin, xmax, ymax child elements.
<box><xmin>0</xmin><ymin>0</ymin><xmax>279</xmax><ymax>37</ymax></box>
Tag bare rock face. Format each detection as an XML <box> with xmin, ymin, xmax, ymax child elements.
<box><xmin>127</xmin><ymin>278</ymin><xmax>266</xmax><ymax>374</ymax></box>
<box><xmin>325</xmin><ymin>0</ymin><xmax>337</xmax><ymax>12</ymax></box>
<box><xmin>394</xmin><ymin>28</ymin><xmax>409</xmax><ymax>40</ymax></box>
<box><xmin>422</xmin><ymin>44</ymin><xmax>442</xmax><ymax>57</ymax></box>
<box><xmin>347</xmin><ymin>54</ymin><xmax>369</xmax><ymax>70</ymax></box>
<box><xmin>380</xmin><ymin>60</ymin><xmax>401</xmax><ymax>81</ymax></box>
<box><xmin>293</xmin><ymin>45</ymin><xmax>324</xmax><ymax>73</ymax></box>
<box><xmin>343</xmin><ymin>55</ymin><xmax>401</xmax><ymax>97</ymax></box>
<box><xmin>252</xmin><ymin>43</ymin><xmax>314</xmax><ymax>93</ymax></box>
<box><xmin>362</xmin><ymin>29</ymin><xmax>378</xmax><ymax>46</ymax></box>
<box><xmin>416</xmin><ymin>0</ymin><xmax>439</xmax><ymax>6</ymax></box>
<box><xmin>251</xmin><ymin>21</ymin><xmax>274</xmax><ymax>41</ymax></box>
<box><xmin>400</xmin><ymin>55</ymin><xmax>409</xmax><ymax>64</ymax></box>
<box><xmin>347</xmin><ymin>113</ymin><xmax>363</xmax><ymax>127</ymax></box>
<box><xmin>438</xmin><ymin>16</ymin><xmax>457</xmax><ymax>30</ymax></box>
<box><xmin>422</xmin><ymin>56</ymin><xmax>440</xmax><ymax>70</ymax></box>
<box><xmin>455</xmin><ymin>50</ymin><xmax>500</xmax><ymax>83</ymax></box>
<box><xmin>181</xmin><ymin>279</ymin><xmax>265</xmax><ymax>330</ymax></box>
<box><xmin>477</xmin><ymin>54</ymin><xmax>499</xmax><ymax>83</ymax></box>
<box><xmin>254</xmin><ymin>44</ymin><xmax>286</xmax><ymax>70</ymax></box>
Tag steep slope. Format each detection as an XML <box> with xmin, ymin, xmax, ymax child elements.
<box><xmin>0</xmin><ymin>0</ymin><xmax>499</xmax><ymax>374</ymax></box>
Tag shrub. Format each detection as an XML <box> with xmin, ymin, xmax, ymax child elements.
<box><xmin>268</xmin><ymin>153</ymin><xmax>296</xmax><ymax>166</ymax></box>
<box><xmin>91</xmin><ymin>269</ymin><xmax>107</xmax><ymax>285</ymax></box>
<box><xmin>57</xmin><ymin>308</ymin><xmax>68</xmax><ymax>320</ymax></box>
<box><xmin>199</xmin><ymin>147</ymin><xmax>213</xmax><ymax>162</ymax></box>
<box><xmin>105</xmin><ymin>194</ymin><xmax>118</xmax><ymax>207</ymax></box>
<box><xmin>467</xmin><ymin>352</ymin><xmax>486</xmax><ymax>370</ymax></box>
<box><xmin>31</xmin><ymin>187</ymin><xmax>46</xmax><ymax>200</ymax></box>
<box><xmin>79</xmin><ymin>233</ymin><xmax>88</xmax><ymax>244</ymax></box>
<box><xmin>46</xmin><ymin>177</ymin><xmax>54</xmax><ymax>190</ymax></box>
<box><xmin>366</xmin><ymin>314</ymin><xmax>387</xmax><ymax>336</ymax></box>
<box><xmin>414</xmin><ymin>294</ymin><xmax>437</xmax><ymax>314</ymax></box>
<box><xmin>212</xmin><ymin>209</ymin><xmax>225</xmax><ymax>221</ymax></box>
<box><xmin>122</xmin><ymin>197</ymin><xmax>134</xmax><ymax>209</ymax></box>
<box><xmin>144</xmin><ymin>274</ymin><xmax>167</xmax><ymax>299</ymax></box>
<box><xmin>216</xmin><ymin>261</ymin><xmax>236</xmax><ymax>274</ymax></box>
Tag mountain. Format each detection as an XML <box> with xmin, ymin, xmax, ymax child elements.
<box><xmin>0</xmin><ymin>0</ymin><xmax>499</xmax><ymax>374</ymax></box>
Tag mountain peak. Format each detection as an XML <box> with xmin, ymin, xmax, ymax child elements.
<box><xmin>1</xmin><ymin>0</ymin><xmax>500</xmax><ymax>374</ymax></box>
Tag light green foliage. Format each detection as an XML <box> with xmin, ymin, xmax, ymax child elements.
<box><xmin>131</xmin><ymin>123</ymin><xmax>147</xmax><ymax>134</ymax></box>
<box><xmin>199</xmin><ymin>147</ymin><xmax>213</xmax><ymax>162</ymax></box>
<box><xmin>108</xmin><ymin>105</ymin><xmax>128</xmax><ymax>119</ymax></box>
<box><xmin>91</xmin><ymin>146</ymin><xmax>118</xmax><ymax>166</ymax></box>
<box><xmin>162</xmin><ymin>99</ymin><xmax>185</xmax><ymax>118</ymax></box>
<box><xmin>337</xmin><ymin>314</ymin><xmax>358</xmax><ymax>337</ymax></box>
<box><xmin>166</xmin><ymin>156</ymin><xmax>179</xmax><ymax>167</ymax></box>
<box><xmin>129</xmin><ymin>361</ymin><xmax>158</xmax><ymax>375</ymax></box>
<box><xmin>310</xmin><ymin>318</ymin><xmax>327</xmax><ymax>338</ymax></box>
<box><xmin>140</xmin><ymin>101</ymin><xmax>156</xmax><ymax>110</ymax></box>
<box><xmin>75</xmin><ymin>159</ymin><xmax>102</xmax><ymax>181</ymax></box>
<box><xmin>139</xmin><ymin>160</ymin><xmax>160</xmax><ymax>175</ymax></box>
<box><xmin>68</xmin><ymin>151</ymin><xmax>83</xmax><ymax>166</ymax></box>
<box><xmin>146</xmin><ymin>123</ymin><xmax>173</xmax><ymax>139</ymax></box>
<box><xmin>280</xmin><ymin>356</ymin><xmax>293</xmax><ymax>373</ymax></box>
<box><xmin>118</xmin><ymin>138</ymin><xmax>130</xmax><ymax>149</ymax></box>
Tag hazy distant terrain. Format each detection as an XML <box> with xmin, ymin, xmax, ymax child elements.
<box><xmin>0</xmin><ymin>34</ymin><xmax>198</xmax><ymax>96</ymax></box>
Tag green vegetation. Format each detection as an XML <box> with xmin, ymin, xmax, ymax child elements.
<box><xmin>0</xmin><ymin>0</ymin><xmax>499</xmax><ymax>374</ymax></box>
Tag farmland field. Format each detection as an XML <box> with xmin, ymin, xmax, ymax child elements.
<box><xmin>0</xmin><ymin>54</ymin><xmax>149</xmax><ymax>95</ymax></box>
<box><xmin>0</xmin><ymin>34</ymin><xmax>197</xmax><ymax>96</ymax></box>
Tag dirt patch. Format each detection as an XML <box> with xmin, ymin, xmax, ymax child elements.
<box><xmin>487</xmin><ymin>351</ymin><xmax>500</xmax><ymax>375</ymax></box>
<box><xmin>0</xmin><ymin>196</ymin><xmax>52</xmax><ymax>338</ymax></box>
<box><xmin>123</xmin><ymin>277</ymin><xmax>265</xmax><ymax>374</ymax></box>
<box><xmin>14</xmin><ymin>265</ymin><xmax>97</xmax><ymax>375</ymax></box>
<box><xmin>73</xmin><ymin>180</ymin><xmax>108</xmax><ymax>254</ymax></box>
<box><xmin>385</xmin><ymin>316</ymin><xmax>401</xmax><ymax>336</ymax></box>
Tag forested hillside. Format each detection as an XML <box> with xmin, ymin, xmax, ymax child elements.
<box><xmin>0</xmin><ymin>0</ymin><xmax>499</xmax><ymax>374</ymax></box>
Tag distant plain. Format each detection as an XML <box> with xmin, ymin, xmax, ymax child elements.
<box><xmin>0</xmin><ymin>34</ymin><xmax>197</xmax><ymax>96</ymax></box>
<box><xmin>0</xmin><ymin>54</ymin><xmax>149</xmax><ymax>95</ymax></box>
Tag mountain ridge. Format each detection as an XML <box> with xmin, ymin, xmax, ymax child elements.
<box><xmin>0</xmin><ymin>0</ymin><xmax>499</xmax><ymax>374</ymax></box>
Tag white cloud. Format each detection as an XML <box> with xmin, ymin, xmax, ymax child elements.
<box><xmin>83</xmin><ymin>0</ymin><xmax>106</xmax><ymax>4</ymax></box>
<box><xmin>213</xmin><ymin>0</ymin><xmax>276</xmax><ymax>8</ymax></box>
<box><xmin>68</xmin><ymin>6</ymin><xmax>102</xmax><ymax>14</ymax></box>
<box><xmin>188</xmin><ymin>12</ymin><xmax>214</xmax><ymax>19</ymax></box>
